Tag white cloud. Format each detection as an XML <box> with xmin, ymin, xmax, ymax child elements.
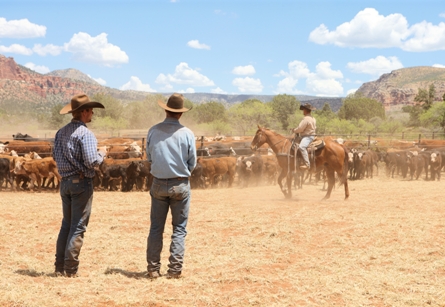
<box><xmin>64</xmin><ymin>32</ymin><xmax>129</xmax><ymax>66</ymax></box>
<box><xmin>433</xmin><ymin>64</ymin><xmax>445</xmax><ymax>68</ymax></box>
<box><xmin>232</xmin><ymin>77</ymin><xmax>263</xmax><ymax>93</ymax></box>
<box><xmin>347</xmin><ymin>56</ymin><xmax>403</xmax><ymax>76</ymax></box>
<box><xmin>24</xmin><ymin>62</ymin><xmax>50</xmax><ymax>74</ymax></box>
<box><xmin>440</xmin><ymin>13</ymin><xmax>445</xmax><ymax>18</ymax></box>
<box><xmin>211</xmin><ymin>87</ymin><xmax>227</xmax><ymax>94</ymax></box>
<box><xmin>120</xmin><ymin>76</ymin><xmax>156</xmax><ymax>92</ymax></box>
<box><xmin>275</xmin><ymin>61</ymin><xmax>343</xmax><ymax>96</ymax></box>
<box><xmin>309</xmin><ymin>8</ymin><xmax>409</xmax><ymax>48</ymax></box>
<box><xmin>33</xmin><ymin>44</ymin><xmax>63</xmax><ymax>56</ymax></box>
<box><xmin>88</xmin><ymin>75</ymin><xmax>107</xmax><ymax>85</ymax></box>
<box><xmin>232</xmin><ymin>65</ymin><xmax>256</xmax><ymax>76</ymax></box>
<box><xmin>309</xmin><ymin>8</ymin><xmax>445</xmax><ymax>52</ymax></box>
<box><xmin>0</xmin><ymin>44</ymin><xmax>33</xmax><ymax>55</ymax></box>
<box><xmin>306</xmin><ymin>77</ymin><xmax>343</xmax><ymax>97</ymax></box>
<box><xmin>0</xmin><ymin>18</ymin><xmax>46</xmax><ymax>38</ymax></box>
<box><xmin>178</xmin><ymin>88</ymin><xmax>195</xmax><ymax>93</ymax></box>
<box><xmin>187</xmin><ymin>40</ymin><xmax>210</xmax><ymax>50</ymax></box>
<box><xmin>402</xmin><ymin>21</ymin><xmax>445</xmax><ymax>52</ymax></box>
<box><xmin>155</xmin><ymin>62</ymin><xmax>215</xmax><ymax>87</ymax></box>
<box><xmin>347</xmin><ymin>88</ymin><xmax>358</xmax><ymax>96</ymax></box>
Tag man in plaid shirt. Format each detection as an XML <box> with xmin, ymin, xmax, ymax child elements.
<box><xmin>53</xmin><ymin>94</ymin><xmax>107</xmax><ymax>278</ymax></box>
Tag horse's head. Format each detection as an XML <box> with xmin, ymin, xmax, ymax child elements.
<box><xmin>250</xmin><ymin>125</ymin><xmax>267</xmax><ymax>151</ymax></box>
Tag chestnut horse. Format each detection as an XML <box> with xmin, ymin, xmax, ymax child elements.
<box><xmin>250</xmin><ymin>126</ymin><xmax>350</xmax><ymax>200</ymax></box>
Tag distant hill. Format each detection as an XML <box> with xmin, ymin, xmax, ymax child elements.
<box><xmin>357</xmin><ymin>66</ymin><xmax>445</xmax><ymax>109</ymax></box>
<box><xmin>46</xmin><ymin>68</ymin><xmax>100</xmax><ymax>85</ymax></box>
<box><xmin>0</xmin><ymin>54</ymin><xmax>342</xmax><ymax>113</ymax></box>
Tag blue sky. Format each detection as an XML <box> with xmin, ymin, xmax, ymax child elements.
<box><xmin>1</xmin><ymin>0</ymin><xmax>445</xmax><ymax>97</ymax></box>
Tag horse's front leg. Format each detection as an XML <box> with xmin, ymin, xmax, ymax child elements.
<box><xmin>277</xmin><ymin>169</ymin><xmax>289</xmax><ymax>197</ymax></box>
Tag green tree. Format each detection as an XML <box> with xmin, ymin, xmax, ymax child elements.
<box><xmin>402</xmin><ymin>105</ymin><xmax>423</xmax><ymax>127</ymax></box>
<box><xmin>91</xmin><ymin>93</ymin><xmax>124</xmax><ymax>120</ymax></box>
<box><xmin>419</xmin><ymin>101</ymin><xmax>445</xmax><ymax>134</ymax></box>
<box><xmin>314</xmin><ymin>102</ymin><xmax>336</xmax><ymax>119</ymax></box>
<box><xmin>192</xmin><ymin>101</ymin><xmax>227</xmax><ymax>124</ymax></box>
<box><xmin>46</xmin><ymin>103</ymin><xmax>71</xmax><ymax>129</ymax></box>
<box><xmin>338</xmin><ymin>93</ymin><xmax>385</xmax><ymax>121</ymax></box>
<box><xmin>414</xmin><ymin>84</ymin><xmax>436</xmax><ymax>110</ymax></box>
<box><xmin>268</xmin><ymin>94</ymin><xmax>300</xmax><ymax>130</ymax></box>
<box><xmin>228</xmin><ymin>99</ymin><xmax>272</xmax><ymax>135</ymax></box>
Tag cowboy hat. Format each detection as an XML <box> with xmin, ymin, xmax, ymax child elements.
<box><xmin>157</xmin><ymin>93</ymin><xmax>191</xmax><ymax>113</ymax></box>
<box><xmin>299</xmin><ymin>103</ymin><xmax>315</xmax><ymax>111</ymax></box>
<box><xmin>60</xmin><ymin>94</ymin><xmax>105</xmax><ymax>115</ymax></box>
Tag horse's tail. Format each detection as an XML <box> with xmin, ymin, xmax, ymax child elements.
<box><xmin>338</xmin><ymin>144</ymin><xmax>349</xmax><ymax>187</ymax></box>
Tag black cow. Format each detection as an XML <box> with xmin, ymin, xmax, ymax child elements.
<box><xmin>12</xmin><ymin>133</ymin><xmax>39</xmax><ymax>142</ymax></box>
<box><xmin>237</xmin><ymin>154</ymin><xmax>263</xmax><ymax>187</ymax></box>
<box><xmin>190</xmin><ymin>162</ymin><xmax>206</xmax><ymax>189</ymax></box>
<box><xmin>124</xmin><ymin>161</ymin><xmax>142</xmax><ymax>192</ymax></box>
<box><xmin>406</xmin><ymin>152</ymin><xmax>425</xmax><ymax>180</ymax></box>
<box><xmin>0</xmin><ymin>158</ymin><xmax>13</xmax><ymax>191</ymax></box>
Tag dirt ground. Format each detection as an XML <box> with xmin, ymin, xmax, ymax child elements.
<box><xmin>0</xmin><ymin>175</ymin><xmax>444</xmax><ymax>307</ymax></box>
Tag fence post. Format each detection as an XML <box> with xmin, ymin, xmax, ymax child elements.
<box><xmin>368</xmin><ymin>134</ymin><xmax>371</xmax><ymax>149</ymax></box>
<box><xmin>432</xmin><ymin>132</ymin><xmax>435</xmax><ymax>139</ymax></box>
<box><xmin>418</xmin><ymin>134</ymin><xmax>421</xmax><ymax>144</ymax></box>
<box><xmin>141</xmin><ymin>138</ymin><xmax>145</xmax><ymax>159</ymax></box>
<box><xmin>200</xmin><ymin>136</ymin><xmax>204</xmax><ymax>149</ymax></box>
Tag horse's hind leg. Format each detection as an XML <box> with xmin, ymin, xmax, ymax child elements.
<box><xmin>322</xmin><ymin>168</ymin><xmax>335</xmax><ymax>200</ymax></box>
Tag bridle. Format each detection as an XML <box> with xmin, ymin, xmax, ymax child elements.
<box><xmin>252</xmin><ymin>128</ymin><xmax>288</xmax><ymax>153</ymax></box>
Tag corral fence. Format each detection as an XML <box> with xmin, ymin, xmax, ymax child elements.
<box><xmin>2</xmin><ymin>131</ymin><xmax>445</xmax><ymax>158</ymax></box>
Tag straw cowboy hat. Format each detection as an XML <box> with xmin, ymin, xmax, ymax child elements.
<box><xmin>60</xmin><ymin>94</ymin><xmax>105</xmax><ymax>115</ymax></box>
<box><xmin>299</xmin><ymin>103</ymin><xmax>315</xmax><ymax>111</ymax></box>
<box><xmin>157</xmin><ymin>93</ymin><xmax>191</xmax><ymax>113</ymax></box>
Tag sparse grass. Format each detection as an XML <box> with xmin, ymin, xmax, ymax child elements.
<box><xmin>1</xmin><ymin>174</ymin><xmax>445</xmax><ymax>306</ymax></box>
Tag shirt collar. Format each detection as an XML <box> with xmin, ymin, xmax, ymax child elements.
<box><xmin>163</xmin><ymin>117</ymin><xmax>180</xmax><ymax>124</ymax></box>
<box><xmin>71</xmin><ymin>119</ymin><xmax>87</xmax><ymax>127</ymax></box>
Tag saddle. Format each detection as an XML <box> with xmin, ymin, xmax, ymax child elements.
<box><xmin>291</xmin><ymin>136</ymin><xmax>325</xmax><ymax>154</ymax></box>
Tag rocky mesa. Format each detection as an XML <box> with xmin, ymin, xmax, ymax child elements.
<box><xmin>357</xmin><ymin>66</ymin><xmax>445</xmax><ymax>109</ymax></box>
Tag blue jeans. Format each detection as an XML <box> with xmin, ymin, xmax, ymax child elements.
<box><xmin>147</xmin><ymin>177</ymin><xmax>191</xmax><ymax>274</ymax></box>
<box><xmin>299</xmin><ymin>136</ymin><xmax>315</xmax><ymax>167</ymax></box>
<box><xmin>55</xmin><ymin>175</ymin><xmax>93</xmax><ymax>274</ymax></box>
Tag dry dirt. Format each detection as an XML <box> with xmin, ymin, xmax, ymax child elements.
<box><xmin>0</xmin><ymin>174</ymin><xmax>444</xmax><ymax>307</ymax></box>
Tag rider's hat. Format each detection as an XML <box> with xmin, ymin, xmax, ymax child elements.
<box><xmin>299</xmin><ymin>103</ymin><xmax>315</xmax><ymax>111</ymax></box>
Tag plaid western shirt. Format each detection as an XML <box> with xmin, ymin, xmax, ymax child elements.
<box><xmin>53</xmin><ymin>120</ymin><xmax>105</xmax><ymax>178</ymax></box>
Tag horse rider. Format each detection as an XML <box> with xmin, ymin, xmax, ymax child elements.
<box><xmin>292</xmin><ymin>103</ymin><xmax>316</xmax><ymax>170</ymax></box>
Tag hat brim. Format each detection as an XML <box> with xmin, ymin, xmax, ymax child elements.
<box><xmin>157</xmin><ymin>100</ymin><xmax>191</xmax><ymax>113</ymax></box>
<box><xmin>60</xmin><ymin>101</ymin><xmax>105</xmax><ymax>115</ymax></box>
<box><xmin>299</xmin><ymin>105</ymin><xmax>314</xmax><ymax>111</ymax></box>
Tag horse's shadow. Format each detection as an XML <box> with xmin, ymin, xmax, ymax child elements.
<box><xmin>15</xmin><ymin>269</ymin><xmax>47</xmax><ymax>277</ymax></box>
<box><xmin>104</xmin><ymin>268</ymin><xmax>147</xmax><ymax>279</ymax></box>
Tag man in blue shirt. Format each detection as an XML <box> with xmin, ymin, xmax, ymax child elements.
<box><xmin>145</xmin><ymin>93</ymin><xmax>196</xmax><ymax>279</ymax></box>
<box><xmin>53</xmin><ymin>94</ymin><xmax>106</xmax><ymax>278</ymax></box>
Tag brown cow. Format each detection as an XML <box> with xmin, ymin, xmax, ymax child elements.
<box><xmin>2</xmin><ymin>141</ymin><xmax>53</xmax><ymax>158</ymax></box>
<box><xmin>197</xmin><ymin>156</ymin><xmax>237</xmax><ymax>188</ymax></box>
<box><xmin>13</xmin><ymin>157</ymin><xmax>61</xmax><ymax>191</ymax></box>
<box><xmin>416</xmin><ymin>139</ymin><xmax>445</xmax><ymax>150</ymax></box>
<box><xmin>430</xmin><ymin>151</ymin><xmax>442</xmax><ymax>181</ymax></box>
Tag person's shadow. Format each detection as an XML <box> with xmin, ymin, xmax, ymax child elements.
<box><xmin>104</xmin><ymin>268</ymin><xmax>147</xmax><ymax>279</ymax></box>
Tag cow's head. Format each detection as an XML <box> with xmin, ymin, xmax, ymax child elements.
<box><xmin>124</xmin><ymin>142</ymin><xmax>142</xmax><ymax>157</ymax></box>
<box><xmin>431</xmin><ymin>152</ymin><xmax>438</xmax><ymax>163</ymax></box>
<box><xmin>348</xmin><ymin>152</ymin><xmax>354</xmax><ymax>163</ymax></box>
<box><xmin>0</xmin><ymin>141</ymin><xmax>9</xmax><ymax>154</ymax></box>
<box><xmin>229</xmin><ymin>147</ymin><xmax>237</xmax><ymax>156</ymax></box>
<box><xmin>13</xmin><ymin>160</ymin><xmax>26</xmax><ymax>175</ymax></box>
<box><xmin>244</xmin><ymin>159</ymin><xmax>254</xmax><ymax>172</ymax></box>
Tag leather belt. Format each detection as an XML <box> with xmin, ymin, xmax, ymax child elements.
<box><xmin>155</xmin><ymin>177</ymin><xmax>188</xmax><ymax>181</ymax></box>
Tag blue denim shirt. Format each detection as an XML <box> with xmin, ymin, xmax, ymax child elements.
<box><xmin>53</xmin><ymin>120</ymin><xmax>105</xmax><ymax>178</ymax></box>
<box><xmin>146</xmin><ymin>117</ymin><xmax>196</xmax><ymax>179</ymax></box>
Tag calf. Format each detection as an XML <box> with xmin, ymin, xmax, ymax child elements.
<box><xmin>13</xmin><ymin>157</ymin><xmax>61</xmax><ymax>191</ymax></box>
<box><xmin>430</xmin><ymin>151</ymin><xmax>442</xmax><ymax>181</ymax></box>
<box><xmin>197</xmin><ymin>156</ymin><xmax>237</xmax><ymax>188</ymax></box>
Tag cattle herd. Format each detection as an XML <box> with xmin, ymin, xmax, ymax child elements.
<box><xmin>0</xmin><ymin>133</ymin><xmax>444</xmax><ymax>193</ymax></box>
